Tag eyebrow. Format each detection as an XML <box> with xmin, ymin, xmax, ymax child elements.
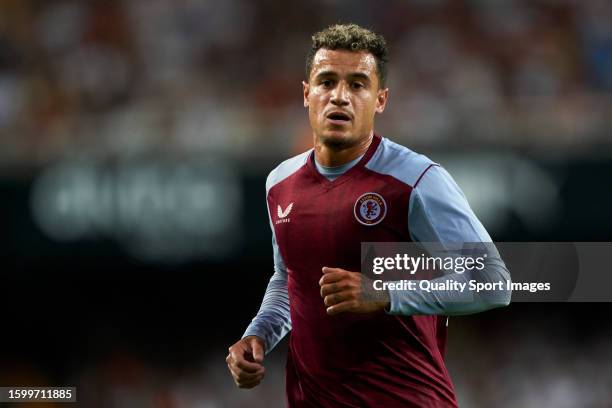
<box><xmin>314</xmin><ymin>71</ymin><xmax>371</xmax><ymax>82</ymax></box>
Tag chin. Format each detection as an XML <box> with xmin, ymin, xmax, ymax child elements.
<box><xmin>320</xmin><ymin>132</ymin><xmax>355</xmax><ymax>149</ymax></box>
<box><xmin>321</xmin><ymin>133</ymin><xmax>354</xmax><ymax>149</ymax></box>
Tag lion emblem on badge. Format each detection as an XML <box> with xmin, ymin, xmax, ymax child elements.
<box><xmin>354</xmin><ymin>192</ymin><xmax>387</xmax><ymax>226</ymax></box>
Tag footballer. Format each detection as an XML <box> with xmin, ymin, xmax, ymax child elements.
<box><xmin>226</xmin><ymin>24</ymin><xmax>511</xmax><ymax>407</ymax></box>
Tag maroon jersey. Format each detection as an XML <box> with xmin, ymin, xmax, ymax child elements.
<box><xmin>267</xmin><ymin>135</ymin><xmax>458</xmax><ymax>407</ymax></box>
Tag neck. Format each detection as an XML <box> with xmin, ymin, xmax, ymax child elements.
<box><xmin>314</xmin><ymin>131</ymin><xmax>374</xmax><ymax>167</ymax></box>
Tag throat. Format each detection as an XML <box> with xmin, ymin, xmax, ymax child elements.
<box><xmin>314</xmin><ymin>153</ymin><xmax>364</xmax><ymax>181</ymax></box>
<box><xmin>315</xmin><ymin>132</ymin><xmax>373</xmax><ymax>167</ymax></box>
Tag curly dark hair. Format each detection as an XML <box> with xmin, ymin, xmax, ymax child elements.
<box><xmin>306</xmin><ymin>23</ymin><xmax>389</xmax><ymax>88</ymax></box>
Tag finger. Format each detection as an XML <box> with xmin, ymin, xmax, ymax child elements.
<box><xmin>228</xmin><ymin>349</ymin><xmax>264</xmax><ymax>373</ymax></box>
<box><xmin>234</xmin><ymin>357</ymin><xmax>264</xmax><ymax>373</ymax></box>
<box><xmin>228</xmin><ymin>362</ymin><xmax>242</xmax><ymax>379</ymax></box>
<box><xmin>239</xmin><ymin>367</ymin><xmax>265</xmax><ymax>381</ymax></box>
<box><xmin>319</xmin><ymin>271</ymin><xmax>347</xmax><ymax>285</ymax></box>
<box><xmin>230</xmin><ymin>365</ymin><xmax>265</xmax><ymax>383</ymax></box>
<box><xmin>320</xmin><ymin>282</ymin><xmax>338</xmax><ymax>298</ymax></box>
<box><xmin>237</xmin><ymin>367</ymin><xmax>265</xmax><ymax>382</ymax></box>
<box><xmin>250</xmin><ymin>338</ymin><xmax>264</xmax><ymax>364</ymax></box>
<box><xmin>322</xmin><ymin>266</ymin><xmax>346</xmax><ymax>274</ymax></box>
<box><xmin>320</xmin><ymin>281</ymin><xmax>352</xmax><ymax>297</ymax></box>
<box><xmin>237</xmin><ymin>375</ymin><xmax>264</xmax><ymax>389</ymax></box>
<box><xmin>326</xmin><ymin>300</ymin><xmax>359</xmax><ymax>315</ymax></box>
<box><xmin>228</xmin><ymin>362</ymin><xmax>264</xmax><ymax>381</ymax></box>
<box><xmin>324</xmin><ymin>291</ymin><xmax>353</xmax><ymax>307</ymax></box>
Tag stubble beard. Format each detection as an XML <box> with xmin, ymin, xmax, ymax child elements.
<box><xmin>318</xmin><ymin>131</ymin><xmax>359</xmax><ymax>151</ymax></box>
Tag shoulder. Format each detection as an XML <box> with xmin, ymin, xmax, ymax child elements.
<box><xmin>266</xmin><ymin>149</ymin><xmax>313</xmax><ymax>194</ymax></box>
<box><xmin>366</xmin><ymin>137</ymin><xmax>438</xmax><ymax>188</ymax></box>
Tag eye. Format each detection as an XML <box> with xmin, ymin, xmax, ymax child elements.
<box><xmin>321</xmin><ymin>79</ymin><xmax>333</xmax><ymax>88</ymax></box>
<box><xmin>351</xmin><ymin>82</ymin><xmax>364</xmax><ymax>90</ymax></box>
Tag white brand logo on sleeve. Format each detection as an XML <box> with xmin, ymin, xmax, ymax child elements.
<box><xmin>277</xmin><ymin>203</ymin><xmax>293</xmax><ymax>218</ymax></box>
<box><xmin>276</xmin><ymin>203</ymin><xmax>293</xmax><ymax>224</ymax></box>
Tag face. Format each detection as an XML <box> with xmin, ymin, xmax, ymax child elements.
<box><xmin>303</xmin><ymin>48</ymin><xmax>389</xmax><ymax>149</ymax></box>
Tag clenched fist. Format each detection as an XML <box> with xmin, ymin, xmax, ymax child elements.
<box><xmin>226</xmin><ymin>336</ymin><xmax>266</xmax><ymax>389</ymax></box>
<box><xmin>319</xmin><ymin>266</ymin><xmax>390</xmax><ymax>315</ymax></box>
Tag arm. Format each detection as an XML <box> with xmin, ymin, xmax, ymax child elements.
<box><xmin>319</xmin><ymin>165</ymin><xmax>511</xmax><ymax>317</ymax></box>
<box><xmin>242</xmin><ymin>233</ymin><xmax>292</xmax><ymax>352</ymax></box>
<box><xmin>386</xmin><ymin>165</ymin><xmax>512</xmax><ymax>316</ymax></box>
<box><xmin>227</xmin><ymin>206</ymin><xmax>292</xmax><ymax>389</ymax></box>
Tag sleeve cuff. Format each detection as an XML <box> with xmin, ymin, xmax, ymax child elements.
<box><xmin>242</xmin><ymin>325</ymin><xmax>270</xmax><ymax>353</ymax></box>
<box><xmin>385</xmin><ymin>288</ymin><xmax>415</xmax><ymax>316</ymax></box>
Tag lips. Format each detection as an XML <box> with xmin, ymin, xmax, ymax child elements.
<box><xmin>326</xmin><ymin>111</ymin><xmax>352</xmax><ymax>124</ymax></box>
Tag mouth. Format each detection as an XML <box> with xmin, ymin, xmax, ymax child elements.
<box><xmin>326</xmin><ymin>111</ymin><xmax>352</xmax><ymax>125</ymax></box>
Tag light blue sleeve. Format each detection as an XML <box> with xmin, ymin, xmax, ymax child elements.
<box><xmin>387</xmin><ymin>166</ymin><xmax>511</xmax><ymax>315</ymax></box>
<box><xmin>242</xmin><ymin>215</ymin><xmax>292</xmax><ymax>353</ymax></box>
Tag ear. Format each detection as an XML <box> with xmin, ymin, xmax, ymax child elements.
<box><xmin>302</xmin><ymin>81</ymin><xmax>310</xmax><ymax>107</ymax></box>
<box><xmin>375</xmin><ymin>88</ymin><xmax>389</xmax><ymax>114</ymax></box>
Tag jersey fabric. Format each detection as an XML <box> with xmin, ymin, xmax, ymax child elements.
<box><xmin>244</xmin><ymin>134</ymin><xmax>510</xmax><ymax>407</ymax></box>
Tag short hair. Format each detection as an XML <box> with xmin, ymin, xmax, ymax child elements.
<box><xmin>306</xmin><ymin>23</ymin><xmax>389</xmax><ymax>88</ymax></box>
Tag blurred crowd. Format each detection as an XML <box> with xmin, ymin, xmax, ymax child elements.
<box><xmin>2</xmin><ymin>1</ymin><xmax>612</xmax><ymax>407</ymax></box>
<box><xmin>72</xmin><ymin>331</ymin><xmax>612</xmax><ymax>408</ymax></box>
<box><xmin>0</xmin><ymin>0</ymin><xmax>611</xmax><ymax>170</ymax></box>
<box><xmin>5</xmin><ymin>316</ymin><xmax>611</xmax><ymax>408</ymax></box>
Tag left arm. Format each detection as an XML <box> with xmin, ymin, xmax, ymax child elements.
<box><xmin>320</xmin><ymin>165</ymin><xmax>511</xmax><ymax>316</ymax></box>
<box><xmin>387</xmin><ymin>165</ymin><xmax>511</xmax><ymax>315</ymax></box>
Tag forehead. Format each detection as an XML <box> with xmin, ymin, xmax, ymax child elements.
<box><xmin>310</xmin><ymin>48</ymin><xmax>378</xmax><ymax>78</ymax></box>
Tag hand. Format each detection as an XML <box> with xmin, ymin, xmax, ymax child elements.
<box><xmin>319</xmin><ymin>267</ymin><xmax>390</xmax><ymax>315</ymax></box>
<box><xmin>226</xmin><ymin>336</ymin><xmax>266</xmax><ymax>389</ymax></box>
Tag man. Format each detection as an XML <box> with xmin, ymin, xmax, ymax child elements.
<box><xmin>226</xmin><ymin>24</ymin><xmax>511</xmax><ymax>407</ymax></box>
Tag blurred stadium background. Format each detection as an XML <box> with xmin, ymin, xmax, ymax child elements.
<box><xmin>1</xmin><ymin>0</ymin><xmax>612</xmax><ymax>406</ymax></box>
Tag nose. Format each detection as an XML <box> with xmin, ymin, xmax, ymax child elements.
<box><xmin>330</xmin><ymin>81</ymin><xmax>349</xmax><ymax>106</ymax></box>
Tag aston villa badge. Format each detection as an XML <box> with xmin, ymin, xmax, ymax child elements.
<box><xmin>354</xmin><ymin>192</ymin><xmax>387</xmax><ymax>226</ymax></box>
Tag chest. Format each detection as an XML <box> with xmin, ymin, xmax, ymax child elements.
<box><xmin>269</xmin><ymin>172</ymin><xmax>412</xmax><ymax>272</ymax></box>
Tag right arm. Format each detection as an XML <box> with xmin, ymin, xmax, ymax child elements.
<box><xmin>227</xmin><ymin>156</ymin><xmax>310</xmax><ymax>388</ymax></box>
<box><xmin>226</xmin><ymin>211</ymin><xmax>292</xmax><ymax>388</ymax></box>
<box><xmin>241</xmin><ymin>233</ymin><xmax>292</xmax><ymax>352</ymax></box>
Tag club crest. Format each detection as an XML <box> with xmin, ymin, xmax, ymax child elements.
<box><xmin>354</xmin><ymin>193</ymin><xmax>386</xmax><ymax>226</ymax></box>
